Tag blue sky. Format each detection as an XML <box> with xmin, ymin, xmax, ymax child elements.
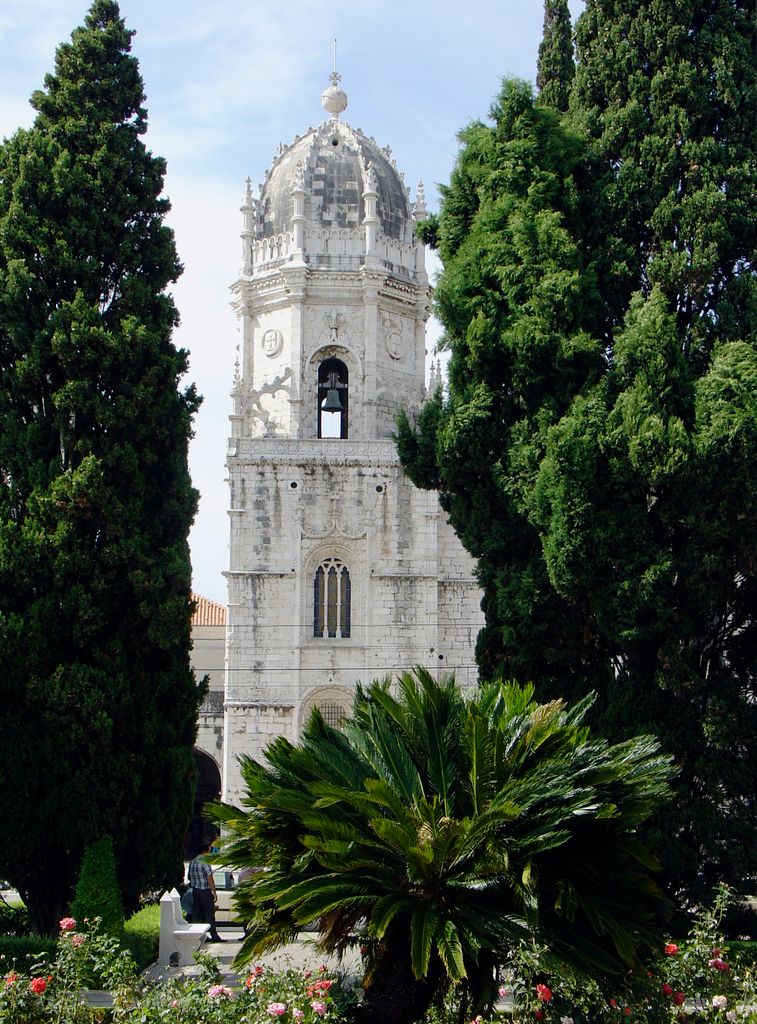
<box><xmin>1</xmin><ymin>0</ymin><xmax>582</xmax><ymax>603</ymax></box>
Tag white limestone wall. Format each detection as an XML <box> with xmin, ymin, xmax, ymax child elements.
<box><xmin>222</xmin><ymin>440</ymin><xmax>482</xmax><ymax>804</ymax></box>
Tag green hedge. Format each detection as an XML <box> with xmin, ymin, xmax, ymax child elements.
<box><xmin>0</xmin><ymin>934</ymin><xmax>56</xmax><ymax>972</ymax></box>
<box><xmin>71</xmin><ymin>836</ymin><xmax>124</xmax><ymax>939</ymax></box>
<box><xmin>122</xmin><ymin>903</ymin><xmax>160</xmax><ymax>971</ymax></box>
<box><xmin>729</xmin><ymin>940</ymin><xmax>757</xmax><ymax>966</ymax></box>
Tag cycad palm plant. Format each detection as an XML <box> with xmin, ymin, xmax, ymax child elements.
<box><xmin>213</xmin><ymin>670</ymin><xmax>674</xmax><ymax>1023</ymax></box>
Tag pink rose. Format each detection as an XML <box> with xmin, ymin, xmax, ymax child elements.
<box><xmin>293</xmin><ymin>1011</ymin><xmax>305</xmax><ymax>1022</ymax></box>
<box><xmin>5</xmin><ymin>972</ymin><xmax>18</xmax><ymax>986</ymax></box>
<box><xmin>71</xmin><ymin>934</ymin><xmax>85</xmax><ymax>946</ymax></box>
<box><xmin>30</xmin><ymin>977</ymin><xmax>48</xmax><ymax>994</ymax></box>
<box><xmin>59</xmin><ymin>917</ymin><xmax>76</xmax><ymax>932</ymax></box>
<box><xmin>208</xmin><ymin>984</ymin><xmax>234</xmax><ymax>999</ymax></box>
<box><xmin>536</xmin><ymin>984</ymin><xmax>553</xmax><ymax>1003</ymax></box>
<box><xmin>311</xmin><ymin>1001</ymin><xmax>328</xmax><ymax>1016</ymax></box>
<box><xmin>267</xmin><ymin>1003</ymin><xmax>288</xmax><ymax>1017</ymax></box>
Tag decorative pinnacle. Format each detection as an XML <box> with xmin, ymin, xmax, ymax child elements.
<box><xmin>321</xmin><ymin>66</ymin><xmax>348</xmax><ymax>120</ymax></box>
<box><xmin>413</xmin><ymin>180</ymin><xmax>428</xmax><ymax>220</ymax></box>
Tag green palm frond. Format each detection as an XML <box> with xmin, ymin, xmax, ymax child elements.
<box><xmin>436</xmin><ymin>919</ymin><xmax>467</xmax><ymax>981</ymax></box>
<box><xmin>411</xmin><ymin>903</ymin><xmax>440</xmax><ymax>978</ymax></box>
<box><xmin>210</xmin><ymin>668</ymin><xmax>675</xmax><ymax>999</ymax></box>
<box><xmin>369</xmin><ymin>894</ymin><xmax>415</xmax><ymax>938</ymax></box>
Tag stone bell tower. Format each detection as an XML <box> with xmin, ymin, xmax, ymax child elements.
<box><xmin>222</xmin><ymin>73</ymin><xmax>483</xmax><ymax>803</ymax></box>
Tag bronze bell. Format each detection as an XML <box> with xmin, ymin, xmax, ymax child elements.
<box><xmin>322</xmin><ymin>388</ymin><xmax>344</xmax><ymax>412</ymax></box>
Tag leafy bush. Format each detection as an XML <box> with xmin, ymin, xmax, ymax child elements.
<box><xmin>0</xmin><ymin>901</ymin><xmax>32</xmax><ymax>937</ymax></box>
<box><xmin>1</xmin><ymin>917</ymin><xmax>136</xmax><ymax>1021</ymax></box>
<box><xmin>0</xmin><ymin>918</ymin><xmax>356</xmax><ymax>1022</ymax></box>
<box><xmin>70</xmin><ymin>836</ymin><xmax>124</xmax><ymax>939</ymax></box>
<box><xmin>0</xmin><ymin>934</ymin><xmax>56</xmax><ymax>973</ymax></box>
<box><xmin>492</xmin><ymin>884</ymin><xmax>757</xmax><ymax>1024</ymax></box>
<box><xmin>122</xmin><ymin>903</ymin><xmax>160</xmax><ymax>970</ymax></box>
<box><xmin>0</xmin><ymin>891</ymin><xmax>755</xmax><ymax>1023</ymax></box>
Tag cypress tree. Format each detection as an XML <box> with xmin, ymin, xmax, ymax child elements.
<box><xmin>536</xmin><ymin>0</ymin><xmax>575</xmax><ymax>112</ymax></box>
<box><xmin>400</xmin><ymin>1</ymin><xmax>757</xmax><ymax>903</ymax></box>
<box><xmin>0</xmin><ymin>0</ymin><xmax>202</xmax><ymax>933</ymax></box>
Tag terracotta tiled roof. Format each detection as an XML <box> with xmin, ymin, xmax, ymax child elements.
<box><xmin>191</xmin><ymin>594</ymin><xmax>227</xmax><ymax>627</ymax></box>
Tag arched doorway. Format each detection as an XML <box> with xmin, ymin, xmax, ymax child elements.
<box><xmin>186</xmin><ymin>748</ymin><xmax>221</xmax><ymax>855</ymax></box>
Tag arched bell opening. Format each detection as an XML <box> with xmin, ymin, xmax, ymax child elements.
<box><xmin>318</xmin><ymin>358</ymin><xmax>348</xmax><ymax>438</ymax></box>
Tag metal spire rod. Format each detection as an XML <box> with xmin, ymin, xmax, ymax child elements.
<box><xmin>333</xmin><ymin>38</ymin><xmax>337</xmax><ymax>73</ymax></box>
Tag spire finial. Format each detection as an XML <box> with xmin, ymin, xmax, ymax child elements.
<box><xmin>321</xmin><ymin>42</ymin><xmax>348</xmax><ymax>119</ymax></box>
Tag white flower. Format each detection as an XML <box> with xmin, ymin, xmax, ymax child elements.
<box><xmin>725</xmin><ymin>1012</ymin><xmax>737</xmax><ymax>1022</ymax></box>
<box><xmin>561</xmin><ymin>1017</ymin><xmax>574</xmax><ymax>1024</ymax></box>
<box><xmin>712</xmin><ymin>995</ymin><xmax>728</xmax><ymax>1010</ymax></box>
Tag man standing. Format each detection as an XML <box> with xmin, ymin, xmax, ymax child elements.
<box><xmin>188</xmin><ymin>840</ymin><xmax>224</xmax><ymax>942</ymax></box>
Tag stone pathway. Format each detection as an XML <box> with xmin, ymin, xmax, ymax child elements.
<box><xmin>143</xmin><ymin>925</ymin><xmax>362</xmax><ymax>987</ymax></box>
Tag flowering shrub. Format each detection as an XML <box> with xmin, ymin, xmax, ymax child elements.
<box><xmin>422</xmin><ymin>887</ymin><xmax>756</xmax><ymax>1024</ymax></box>
<box><xmin>496</xmin><ymin>885</ymin><xmax>757</xmax><ymax>1024</ymax></box>
<box><xmin>0</xmin><ymin>891</ymin><xmax>754</xmax><ymax>1023</ymax></box>
<box><xmin>0</xmin><ymin>916</ymin><xmax>137</xmax><ymax>1023</ymax></box>
<box><xmin>0</xmin><ymin>918</ymin><xmax>355</xmax><ymax>1023</ymax></box>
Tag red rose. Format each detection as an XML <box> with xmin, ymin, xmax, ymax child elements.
<box><xmin>624</xmin><ymin>1009</ymin><xmax>631</xmax><ymax>1016</ymax></box>
<box><xmin>535</xmin><ymin>1012</ymin><xmax>545</xmax><ymax>1020</ymax></box>
<box><xmin>609</xmin><ymin>999</ymin><xmax>618</xmax><ymax>1007</ymax></box>
<box><xmin>664</xmin><ymin>943</ymin><xmax>679</xmax><ymax>955</ymax></box>
<box><xmin>673</xmin><ymin>992</ymin><xmax>685</xmax><ymax>1006</ymax></box>
<box><xmin>4</xmin><ymin>972</ymin><xmax>18</xmax><ymax>986</ymax></box>
<box><xmin>30</xmin><ymin>977</ymin><xmax>47</xmax><ymax>994</ymax></box>
<box><xmin>536</xmin><ymin>984</ymin><xmax>553</xmax><ymax>1003</ymax></box>
<box><xmin>662</xmin><ymin>983</ymin><xmax>673</xmax><ymax>997</ymax></box>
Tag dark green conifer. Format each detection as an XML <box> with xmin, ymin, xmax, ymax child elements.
<box><xmin>399</xmin><ymin>1</ymin><xmax>757</xmax><ymax>903</ymax></box>
<box><xmin>0</xmin><ymin>0</ymin><xmax>202</xmax><ymax>933</ymax></box>
<box><xmin>536</xmin><ymin>0</ymin><xmax>575</xmax><ymax>111</ymax></box>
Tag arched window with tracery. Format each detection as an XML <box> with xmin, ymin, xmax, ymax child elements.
<box><xmin>318</xmin><ymin>358</ymin><xmax>348</xmax><ymax>438</ymax></box>
<box><xmin>313</xmin><ymin>557</ymin><xmax>351</xmax><ymax>638</ymax></box>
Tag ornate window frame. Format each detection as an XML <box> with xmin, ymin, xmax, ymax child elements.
<box><xmin>313</xmin><ymin>555</ymin><xmax>351</xmax><ymax>638</ymax></box>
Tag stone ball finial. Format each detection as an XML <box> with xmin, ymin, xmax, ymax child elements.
<box><xmin>321</xmin><ymin>71</ymin><xmax>348</xmax><ymax>119</ymax></box>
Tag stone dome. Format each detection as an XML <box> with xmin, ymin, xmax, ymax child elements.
<box><xmin>258</xmin><ymin>118</ymin><xmax>412</xmax><ymax>243</ymax></box>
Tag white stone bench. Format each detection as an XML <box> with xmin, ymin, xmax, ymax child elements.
<box><xmin>158</xmin><ymin>888</ymin><xmax>210</xmax><ymax>967</ymax></box>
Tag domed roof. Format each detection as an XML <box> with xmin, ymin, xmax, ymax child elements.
<box><xmin>259</xmin><ymin>117</ymin><xmax>412</xmax><ymax>243</ymax></box>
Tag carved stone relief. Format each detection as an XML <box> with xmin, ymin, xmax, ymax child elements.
<box><xmin>261</xmin><ymin>327</ymin><xmax>283</xmax><ymax>357</ymax></box>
